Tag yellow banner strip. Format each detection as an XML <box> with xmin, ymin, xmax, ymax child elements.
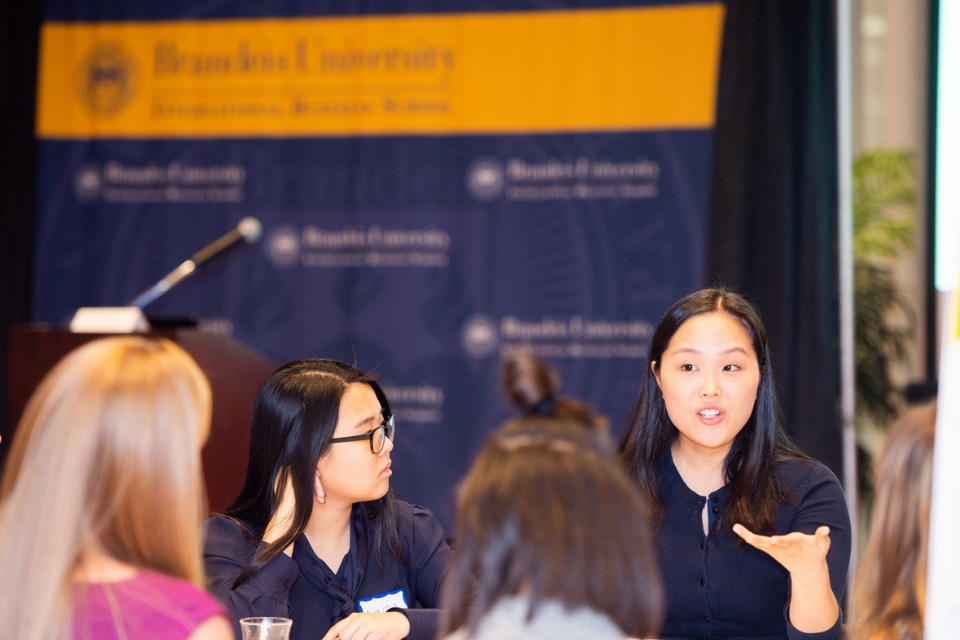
<box><xmin>37</xmin><ymin>5</ymin><xmax>724</xmax><ymax>138</ymax></box>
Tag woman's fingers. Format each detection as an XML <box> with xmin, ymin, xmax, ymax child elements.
<box><xmin>321</xmin><ymin>614</ymin><xmax>352</xmax><ymax>640</ymax></box>
<box><xmin>276</xmin><ymin>473</ymin><xmax>297</xmax><ymax>514</ymax></box>
<box><xmin>814</xmin><ymin>525</ymin><xmax>832</xmax><ymax>552</ymax></box>
<box><xmin>732</xmin><ymin>524</ymin><xmax>788</xmax><ymax>552</ymax></box>
<box><xmin>320</xmin><ymin>613</ymin><xmax>409</xmax><ymax>640</ymax></box>
<box><xmin>262</xmin><ymin>472</ymin><xmax>298</xmax><ymax>548</ymax></box>
<box><xmin>733</xmin><ymin>523</ymin><xmax>832</xmax><ymax>576</ymax></box>
<box><xmin>732</xmin><ymin>523</ymin><xmax>763</xmax><ymax>547</ymax></box>
<box><xmin>322</xmin><ymin>613</ymin><xmax>367</xmax><ymax>640</ymax></box>
<box><xmin>734</xmin><ymin>524</ymin><xmax>831</xmax><ymax>548</ymax></box>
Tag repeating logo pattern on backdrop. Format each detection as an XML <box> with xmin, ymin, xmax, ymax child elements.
<box><xmin>465</xmin><ymin>158</ymin><xmax>506</xmax><ymax>202</ymax></box>
<box><xmin>266</xmin><ymin>226</ymin><xmax>302</xmax><ymax>269</ymax></box>
<box><xmin>33</xmin><ymin>2</ymin><xmax>721</xmax><ymax>531</ymax></box>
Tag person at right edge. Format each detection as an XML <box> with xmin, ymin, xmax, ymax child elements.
<box><xmin>852</xmin><ymin>401</ymin><xmax>937</xmax><ymax>640</ymax></box>
<box><xmin>620</xmin><ymin>288</ymin><xmax>851</xmax><ymax>640</ymax></box>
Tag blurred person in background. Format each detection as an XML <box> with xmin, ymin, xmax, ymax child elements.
<box><xmin>853</xmin><ymin>402</ymin><xmax>937</xmax><ymax>640</ymax></box>
<box><xmin>440</xmin><ymin>418</ymin><xmax>663</xmax><ymax>640</ymax></box>
<box><xmin>0</xmin><ymin>337</ymin><xmax>232</xmax><ymax>640</ymax></box>
<box><xmin>502</xmin><ymin>352</ymin><xmax>608</xmax><ymax>431</ymax></box>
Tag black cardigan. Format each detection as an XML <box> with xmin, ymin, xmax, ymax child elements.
<box><xmin>204</xmin><ymin>501</ymin><xmax>451</xmax><ymax>640</ymax></box>
<box><xmin>654</xmin><ymin>450</ymin><xmax>851</xmax><ymax>640</ymax></box>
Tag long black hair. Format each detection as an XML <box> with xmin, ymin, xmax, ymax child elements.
<box><xmin>223</xmin><ymin>359</ymin><xmax>403</xmax><ymax>588</ymax></box>
<box><xmin>619</xmin><ymin>288</ymin><xmax>803</xmax><ymax>534</ymax></box>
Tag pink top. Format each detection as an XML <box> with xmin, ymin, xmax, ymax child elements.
<box><xmin>71</xmin><ymin>570</ymin><xmax>227</xmax><ymax>640</ymax></box>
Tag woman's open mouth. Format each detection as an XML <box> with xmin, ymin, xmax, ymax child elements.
<box><xmin>697</xmin><ymin>408</ymin><xmax>723</xmax><ymax>423</ymax></box>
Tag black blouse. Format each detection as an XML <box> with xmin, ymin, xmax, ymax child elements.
<box><xmin>654</xmin><ymin>450</ymin><xmax>851</xmax><ymax>640</ymax></box>
<box><xmin>203</xmin><ymin>501</ymin><xmax>451</xmax><ymax>640</ymax></box>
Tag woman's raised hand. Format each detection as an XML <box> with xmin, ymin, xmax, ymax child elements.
<box><xmin>733</xmin><ymin>524</ymin><xmax>839</xmax><ymax>633</ymax></box>
<box><xmin>262</xmin><ymin>473</ymin><xmax>298</xmax><ymax>556</ymax></box>
<box><xmin>320</xmin><ymin>612</ymin><xmax>410</xmax><ymax>640</ymax></box>
<box><xmin>732</xmin><ymin>524</ymin><xmax>830</xmax><ymax>581</ymax></box>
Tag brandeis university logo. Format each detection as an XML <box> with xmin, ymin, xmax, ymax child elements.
<box><xmin>76</xmin><ymin>43</ymin><xmax>138</xmax><ymax>116</ymax></box>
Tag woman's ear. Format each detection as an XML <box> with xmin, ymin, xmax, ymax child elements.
<box><xmin>314</xmin><ymin>468</ymin><xmax>326</xmax><ymax>505</ymax></box>
<box><xmin>651</xmin><ymin>360</ymin><xmax>662</xmax><ymax>389</ymax></box>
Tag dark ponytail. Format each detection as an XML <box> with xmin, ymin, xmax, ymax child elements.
<box><xmin>502</xmin><ymin>353</ymin><xmax>607</xmax><ymax>431</ymax></box>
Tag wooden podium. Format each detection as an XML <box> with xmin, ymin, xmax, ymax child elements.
<box><xmin>6</xmin><ymin>325</ymin><xmax>277</xmax><ymax>512</ymax></box>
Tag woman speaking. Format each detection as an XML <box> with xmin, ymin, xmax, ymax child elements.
<box><xmin>620</xmin><ymin>289</ymin><xmax>851</xmax><ymax>640</ymax></box>
<box><xmin>204</xmin><ymin>359</ymin><xmax>451</xmax><ymax>640</ymax></box>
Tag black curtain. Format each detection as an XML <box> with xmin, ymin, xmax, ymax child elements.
<box><xmin>707</xmin><ymin>0</ymin><xmax>842</xmax><ymax>474</ymax></box>
<box><xmin>0</xmin><ymin>2</ymin><xmax>42</xmax><ymax>444</ymax></box>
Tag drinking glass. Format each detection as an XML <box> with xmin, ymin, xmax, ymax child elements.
<box><xmin>239</xmin><ymin>617</ymin><xmax>293</xmax><ymax>640</ymax></box>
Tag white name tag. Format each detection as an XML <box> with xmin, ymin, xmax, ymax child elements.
<box><xmin>358</xmin><ymin>589</ymin><xmax>408</xmax><ymax>613</ymax></box>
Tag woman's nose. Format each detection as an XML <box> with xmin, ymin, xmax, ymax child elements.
<box><xmin>700</xmin><ymin>373</ymin><xmax>721</xmax><ymax>397</ymax></box>
<box><xmin>381</xmin><ymin>432</ymin><xmax>394</xmax><ymax>454</ymax></box>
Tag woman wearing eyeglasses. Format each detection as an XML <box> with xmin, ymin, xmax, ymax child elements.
<box><xmin>204</xmin><ymin>359</ymin><xmax>451</xmax><ymax>640</ymax></box>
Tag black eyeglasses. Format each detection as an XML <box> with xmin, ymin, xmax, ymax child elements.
<box><xmin>329</xmin><ymin>414</ymin><xmax>395</xmax><ymax>454</ymax></box>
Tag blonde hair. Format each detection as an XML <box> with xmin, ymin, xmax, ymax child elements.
<box><xmin>0</xmin><ymin>336</ymin><xmax>212</xmax><ymax>640</ymax></box>
<box><xmin>853</xmin><ymin>401</ymin><xmax>937</xmax><ymax>640</ymax></box>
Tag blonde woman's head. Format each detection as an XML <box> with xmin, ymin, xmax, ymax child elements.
<box><xmin>0</xmin><ymin>336</ymin><xmax>212</xmax><ymax>640</ymax></box>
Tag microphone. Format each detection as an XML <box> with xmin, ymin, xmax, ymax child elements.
<box><xmin>128</xmin><ymin>217</ymin><xmax>263</xmax><ymax>309</ymax></box>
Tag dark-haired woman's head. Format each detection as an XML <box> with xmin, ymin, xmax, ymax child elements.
<box><xmin>442</xmin><ymin>419</ymin><xmax>663</xmax><ymax>639</ymax></box>
<box><xmin>224</xmin><ymin>359</ymin><xmax>401</xmax><ymax>582</ymax></box>
<box><xmin>502</xmin><ymin>353</ymin><xmax>608</xmax><ymax>431</ymax></box>
<box><xmin>620</xmin><ymin>288</ymin><xmax>798</xmax><ymax>534</ymax></box>
<box><xmin>644</xmin><ymin>288</ymin><xmax>772</xmax><ymax>440</ymax></box>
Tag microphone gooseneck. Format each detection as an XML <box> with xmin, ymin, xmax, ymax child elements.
<box><xmin>128</xmin><ymin>217</ymin><xmax>262</xmax><ymax>309</ymax></box>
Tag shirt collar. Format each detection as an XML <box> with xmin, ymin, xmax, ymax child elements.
<box><xmin>292</xmin><ymin>504</ymin><xmax>370</xmax><ymax>621</ymax></box>
<box><xmin>660</xmin><ymin>444</ymin><xmax>730</xmax><ymax>506</ymax></box>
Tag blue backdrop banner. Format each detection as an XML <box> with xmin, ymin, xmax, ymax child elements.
<box><xmin>34</xmin><ymin>1</ymin><xmax>722</xmax><ymax>528</ymax></box>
